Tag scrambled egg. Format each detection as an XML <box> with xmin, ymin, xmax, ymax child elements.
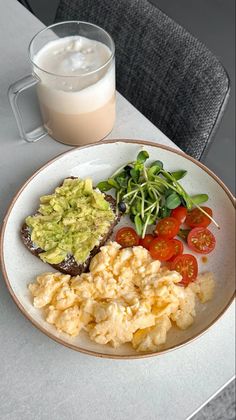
<box><xmin>29</xmin><ymin>242</ymin><xmax>215</xmax><ymax>352</ymax></box>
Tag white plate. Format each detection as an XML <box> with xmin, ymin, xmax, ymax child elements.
<box><xmin>1</xmin><ymin>140</ymin><xmax>235</xmax><ymax>358</ymax></box>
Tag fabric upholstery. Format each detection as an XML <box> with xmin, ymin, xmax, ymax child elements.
<box><xmin>55</xmin><ymin>0</ymin><xmax>230</xmax><ymax>160</ymax></box>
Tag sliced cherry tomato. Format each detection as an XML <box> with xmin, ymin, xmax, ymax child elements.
<box><xmin>155</xmin><ymin>217</ymin><xmax>180</xmax><ymax>239</ymax></box>
<box><xmin>115</xmin><ymin>227</ymin><xmax>140</xmax><ymax>247</ymax></box>
<box><xmin>149</xmin><ymin>237</ymin><xmax>175</xmax><ymax>261</ymax></box>
<box><xmin>170</xmin><ymin>206</ymin><xmax>187</xmax><ymax>224</ymax></box>
<box><xmin>171</xmin><ymin>254</ymin><xmax>198</xmax><ymax>285</ymax></box>
<box><xmin>187</xmin><ymin>227</ymin><xmax>216</xmax><ymax>254</ymax></box>
<box><xmin>139</xmin><ymin>234</ymin><xmax>154</xmax><ymax>250</ymax></box>
<box><xmin>185</xmin><ymin>207</ymin><xmax>213</xmax><ymax>228</ymax></box>
<box><xmin>168</xmin><ymin>239</ymin><xmax>184</xmax><ymax>261</ymax></box>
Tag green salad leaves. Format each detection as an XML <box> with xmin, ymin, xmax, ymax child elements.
<box><xmin>97</xmin><ymin>150</ymin><xmax>213</xmax><ymax>238</ymax></box>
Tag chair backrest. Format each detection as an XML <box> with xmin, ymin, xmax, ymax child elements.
<box><xmin>56</xmin><ymin>0</ymin><xmax>230</xmax><ymax>160</ymax></box>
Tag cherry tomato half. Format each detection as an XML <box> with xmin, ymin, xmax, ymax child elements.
<box><xmin>185</xmin><ymin>207</ymin><xmax>213</xmax><ymax>228</ymax></box>
<box><xmin>155</xmin><ymin>217</ymin><xmax>180</xmax><ymax>240</ymax></box>
<box><xmin>149</xmin><ymin>237</ymin><xmax>175</xmax><ymax>261</ymax></box>
<box><xmin>170</xmin><ymin>206</ymin><xmax>187</xmax><ymax>224</ymax></box>
<box><xmin>139</xmin><ymin>234</ymin><xmax>154</xmax><ymax>250</ymax></box>
<box><xmin>115</xmin><ymin>227</ymin><xmax>140</xmax><ymax>247</ymax></box>
<box><xmin>168</xmin><ymin>239</ymin><xmax>184</xmax><ymax>261</ymax></box>
<box><xmin>187</xmin><ymin>227</ymin><xmax>216</xmax><ymax>254</ymax></box>
<box><xmin>171</xmin><ymin>254</ymin><xmax>198</xmax><ymax>285</ymax></box>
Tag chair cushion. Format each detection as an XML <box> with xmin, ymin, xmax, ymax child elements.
<box><xmin>56</xmin><ymin>0</ymin><xmax>230</xmax><ymax>160</ymax></box>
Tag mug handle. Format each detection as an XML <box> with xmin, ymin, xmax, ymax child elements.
<box><xmin>8</xmin><ymin>74</ymin><xmax>47</xmax><ymax>142</ymax></box>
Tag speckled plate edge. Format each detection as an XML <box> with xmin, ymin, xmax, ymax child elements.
<box><xmin>0</xmin><ymin>139</ymin><xmax>235</xmax><ymax>359</ymax></box>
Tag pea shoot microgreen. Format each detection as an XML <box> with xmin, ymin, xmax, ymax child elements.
<box><xmin>97</xmin><ymin>150</ymin><xmax>218</xmax><ymax>238</ymax></box>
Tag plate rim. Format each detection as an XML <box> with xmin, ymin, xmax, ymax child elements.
<box><xmin>1</xmin><ymin>138</ymin><xmax>235</xmax><ymax>359</ymax></box>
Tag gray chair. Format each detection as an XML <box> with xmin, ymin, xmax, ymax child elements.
<box><xmin>55</xmin><ymin>0</ymin><xmax>230</xmax><ymax>160</ymax></box>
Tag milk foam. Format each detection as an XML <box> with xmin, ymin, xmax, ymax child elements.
<box><xmin>34</xmin><ymin>36</ymin><xmax>112</xmax><ymax>76</ymax></box>
<box><xmin>33</xmin><ymin>36</ymin><xmax>115</xmax><ymax>114</ymax></box>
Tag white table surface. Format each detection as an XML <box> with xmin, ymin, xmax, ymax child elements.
<box><xmin>0</xmin><ymin>1</ymin><xmax>235</xmax><ymax>419</ymax></box>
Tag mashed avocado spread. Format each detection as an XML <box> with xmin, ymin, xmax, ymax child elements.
<box><xmin>26</xmin><ymin>178</ymin><xmax>115</xmax><ymax>264</ymax></box>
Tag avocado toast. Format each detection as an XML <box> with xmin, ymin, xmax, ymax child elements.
<box><xmin>21</xmin><ymin>177</ymin><xmax>121</xmax><ymax>275</ymax></box>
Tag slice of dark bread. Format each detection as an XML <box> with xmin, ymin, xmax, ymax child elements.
<box><xmin>21</xmin><ymin>178</ymin><xmax>121</xmax><ymax>276</ymax></box>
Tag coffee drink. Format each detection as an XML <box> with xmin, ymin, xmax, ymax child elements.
<box><xmin>33</xmin><ymin>36</ymin><xmax>115</xmax><ymax>145</ymax></box>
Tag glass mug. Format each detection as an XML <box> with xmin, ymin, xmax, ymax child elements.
<box><xmin>9</xmin><ymin>21</ymin><xmax>116</xmax><ymax>146</ymax></box>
